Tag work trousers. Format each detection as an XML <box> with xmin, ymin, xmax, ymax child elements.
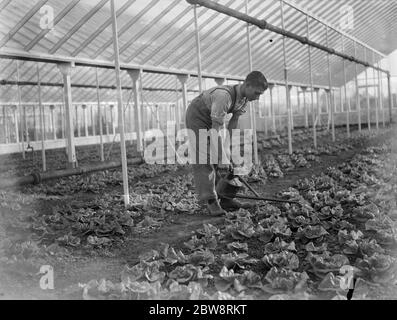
<box><xmin>185</xmin><ymin>94</ymin><xmax>222</xmax><ymax>204</ymax></box>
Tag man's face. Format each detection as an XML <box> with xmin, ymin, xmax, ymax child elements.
<box><xmin>245</xmin><ymin>85</ymin><xmax>265</xmax><ymax>102</ymax></box>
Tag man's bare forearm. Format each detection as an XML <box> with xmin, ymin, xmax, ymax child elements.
<box><xmin>228</xmin><ymin>115</ymin><xmax>239</xmax><ymax>138</ymax></box>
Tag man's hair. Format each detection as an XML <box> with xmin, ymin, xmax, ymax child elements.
<box><xmin>245</xmin><ymin>71</ymin><xmax>268</xmax><ymax>90</ymax></box>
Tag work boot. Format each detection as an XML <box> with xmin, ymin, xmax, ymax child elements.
<box><xmin>219</xmin><ymin>198</ymin><xmax>255</xmax><ymax>211</ymax></box>
<box><xmin>206</xmin><ymin>199</ymin><xmax>227</xmax><ymax>216</ymax></box>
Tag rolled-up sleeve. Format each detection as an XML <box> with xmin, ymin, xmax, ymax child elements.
<box><xmin>210</xmin><ymin>91</ymin><xmax>232</xmax><ymax>126</ymax></box>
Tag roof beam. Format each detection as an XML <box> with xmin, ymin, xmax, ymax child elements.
<box><xmin>90</xmin><ymin>0</ymin><xmax>159</xmax><ymax>60</ymax></box>
<box><xmin>24</xmin><ymin>0</ymin><xmax>81</xmax><ymax>52</ymax></box>
<box><xmin>139</xmin><ymin>7</ymin><xmax>209</xmax><ymax>65</ymax></box>
<box><xmin>185</xmin><ymin>0</ymin><xmax>388</xmax><ymax>73</ymax></box>
<box><xmin>49</xmin><ymin>0</ymin><xmax>109</xmax><ymax>54</ymax></box>
<box><xmin>0</xmin><ymin>48</ymin><xmax>334</xmax><ymax>91</ymax></box>
<box><xmin>125</xmin><ymin>5</ymin><xmax>192</xmax><ymax>63</ymax></box>
<box><xmin>0</xmin><ymin>0</ymin><xmax>49</xmax><ymax>48</ymax></box>
<box><xmin>157</xmin><ymin>0</ymin><xmax>240</xmax><ymax>67</ymax></box>
<box><xmin>282</xmin><ymin>0</ymin><xmax>386</xmax><ymax>57</ymax></box>
<box><xmin>117</xmin><ymin>0</ymin><xmax>180</xmax><ymax>58</ymax></box>
<box><xmin>70</xmin><ymin>0</ymin><xmax>137</xmax><ymax>57</ymax></box>
<box><xmin>0</xmin><ymin>0</ymin><xmax>12</xmax><ymax>13</ymax></box>
<box><xmin>0</xmin><ymin>79</ymin><xmax>201</xmax><ymax>93</ymax></box>
<box><xmin>171</xmin><ymin>0</ymin><xmax>278</xmax><ymax>69</ymax></box>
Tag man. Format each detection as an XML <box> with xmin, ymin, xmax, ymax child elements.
<box><xmin>185</xmin><ymin>71</ymin><xmax>268</xmax><ymax>216</ymax></box>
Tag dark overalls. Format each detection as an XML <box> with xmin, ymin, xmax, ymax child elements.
<box><xmin>185</xmin><ymin>85</ymin><xmax>242</xmax><ymax>204</ymax></box>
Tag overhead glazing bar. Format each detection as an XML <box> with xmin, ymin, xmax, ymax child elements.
<box><xmin>185</xmin><ymin>0</ymin><xmax>388</xmax><ymax>74</ymax></box>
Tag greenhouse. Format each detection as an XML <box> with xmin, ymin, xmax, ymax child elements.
<box><xmin>0</xmin><ymin>0</ymin><xmax>396</xmax><ymax>301</ymax></box>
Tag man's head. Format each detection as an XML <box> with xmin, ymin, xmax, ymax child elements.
<box><xmin>243</xmin><ymin>71</ymin><xmax>268</xmax><ymax>102</ymax></box>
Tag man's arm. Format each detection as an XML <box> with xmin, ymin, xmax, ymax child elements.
<box><xmin>227</xmin><ymin>113</ymin><xmax>240</xmax><ymax>137</ymax></box>
<box><xmin>210</xmin><ymin>92</ymin><xmax>232</xmax><ymax>165</ymax></box>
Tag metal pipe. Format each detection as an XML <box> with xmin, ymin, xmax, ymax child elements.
<box><xmin>377</xmin><ymin>58</ymin><xmax>385</xmax><ymax>128</ymax></box>
<box><xmin>280</xmin><ymin>0</ymin><xmax>292</xmax><ymax>155</ymax></box>
<box><xmin>354</xmin><ymin>42</ymin><xmax>361</xmax><ymax>132</ymax></box>
<box><xmin>0</xmin><ymin>49</ymin><xmax>338</xmax><ymax>91</ymax></box>
<box><xmin>110</xmin><ymin>0</ymin><xmax>129</xmax><ymax>207</ymax></box>
<box><xmin>185</xmin><ymin>0</ymin><xmax>387</xmax><ymax>73</ymax></box>
<box><xmin>37</xmin><ymin>63</ymin><xmax>46</xmax><ymax>172</ymax></box>
<box><xmin>365</xmin><ymin>49</ymin><xmax>371</xmax><ymax>130</ymax></box>
<box><xmin>91</xmin><ymin>104</ymin><xmax>95</xmax><ymax>136</ymax></box>
<box><xmin>50</xmin><ymin>105</ymin><xmax>56</xmax><ymax>140</ymax></box>
<box><xmin>61</xmin><ymin>104</ymin><xmax>65</xmax><ymax>139</ymax></box>
<box><xmin>307</xmin><ymin>15</ymin><xmax>317</xmax><ymax>149</ymax></box>
<box><xmin>12</xmin><ymin>105</ymin><xmax>19</xmax><ymax>144</ymax></box>
<box><xmin>325</xmin><ymin>26</ymin><xmax>335</xmax><ymax>142</ymax></box>
<box><xmin>0</xmin><ymin>79</ymin><xmax>202</xmax><ymax>94</ymax></box>
<box><xmin>372</xmin><ymin>51</ymin><xmax>379</xmax><ymax>131</ymax></box>
<box><xmin>302</xmin><ymin>87</ymin><xmax>308</xmax><ymax>128</ymax></box>
<box><xmin>193</xmin><ymin>5</ymin><xmax>203</xmax><ymax>93</ymax></box>
<box><xmin>16</xmin><ymin>60</ymin><xmax>25</xmax><ymax>159</ymax></box>
<box><xmin>269</xmin><ymin>84</ymin><xmax>276</xmax><ymax>134</ymax></box>
<box><xmin>0</xmin><ymin>157</ymin><xmax>144</xmax><ymax>189</ymax></box>
<box><xmin>76</xmin><ymin>105</ymin><xmax>80</xmax><ymax>137</ymax></box>
<box><xmin>388</xmin><ymin>73</ymin><xmax>393</xmax><ymax>124</ymax></box>
<box><xmin>246</xmin><ymin>0</ymin><xmax>259</xmax><ymax>165</ymax></box>
<box><xmin>341</xmin><ymin>35</ymin><xmax>350</xmax><ymax>138</ymax></box>
<box><xmin>3</xmin><ymin>105</ymin><xmax>9</xmax><ymax>144</ymax></box>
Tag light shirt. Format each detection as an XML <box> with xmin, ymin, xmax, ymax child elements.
<box><xmin>202</xmin><ymin>85</ymin><xmax>248</xmax><ymax>126</ymax></box>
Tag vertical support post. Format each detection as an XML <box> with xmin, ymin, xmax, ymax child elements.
<box><xmin>281</xmin><ymin>0</ymin><xmax>292</xmax><ymax>155</ymax></box>
<box><xmin>139</xmin><ymin>73</ymin><xmax>147</xmax><ymax>148</ymax></box>
<box><xmin>302</xmin><ymin>87</ymin><xmax>308</xmax><ymax>129</ymax></box>
<box><xmin>91</xmin><ymin>104</ymin><xmax>95</xmax><ymax>136</ymax></box>
<box><xmin>61</xmin><ymin>104</ymin><xmax>65</xmax><ymax>139</ymax></box>
<box><xmin>269</xmin><ymin>84</ymin><xmax>276</xmax><ymax>134</ymax></box>
<box><xmin>129</xmin><ymin>96</ymin><xmax>133</xmax><ymax>133</ymax></box>
<box><xmin>12</xmin><ymin>105</ymin><xmax>19</xmax><ymax>144</ymax></box>
<box><xmin>354</xmin><ymin>42</ymin><xmax>361</xmax><ymax>132</ymax></box>
<box><xmin>388</xmin><ymin>73</ymin><xmax>393</xmax><ymax>124</ymax></box>
<box><xmin>110</xmin><ymin>0</ymin><xmax>129</xmax><ymax>207</ymax></box>
<box><xmin>364</xmin><ymin>49</ymin><xmax>371</xmax><ymax>130</ymax></box>
<box><xmin>174</xmin><ymin>77</ymin><xmax>181</xmax><ymax>132</ymax></box>
<box><xmin>32</xmin><ymin>104</ymin><xmax>37</xmax><ymax>141</ymax></box>
<box><xmin>58</xmin><ymin>62</ymin><xmax>77</xmax><ymax>168</ymax></box>
<box><xmin>178</xmin><ymin>74</ymin><xmax>190</xmax><ymax>126</ymax></box>
<box><xmin>317</xmin><ymin>91</ymin><xmax>322</xmax><ymax>127</ymax></box>
<box><xmin>246</xmin><ymin>0</ymin><xmax>259</xmax><ymax>163</ymax></box>
<box><xmin>37</xmin><ymin>63</ymin><xmax>46</xmax><ymax>172</ymax></box>
<box><xmin>315</xmin><ymin>88</ymin><xmax>320</xmax><ymax>134</ymax></box>
<box><xmin>24</xmin><ymin>105</ymin><xmax>29</xmax><ymax>145</ymax></box>
<box><xmin>50</xmin><ymin>105</ymin><xmax>56</xmax><ymax>140</ymax></box>
<box><xmin>75</xmin><ymin>105</ymin><xmax>80</xmax><ymax>137</ymax></box>
<box><xmin>193</xmin><ymin>5</ymin><xmax>203</xmax><ymax>93</ymax></box>
<box><xmin>325</xmin><ymin>26</ymin><xmax>335</xmax><ymax>142</ymax></box>
<box><xmin>156</xmin><ymin>105</ymin><xmax>160</xmax><ymax>129</ymax></box>
<box><xmin>82</xmin><ymin>104</ymin><xmax>88</xmax><ymax>137</ymax></box>
<box><xmin>288</xmin><ymin>85</ymin><xmax>294</xmax><ymax>131</ymax></box>
<box><xmin>128</xmin><ymin>69</ymin><xmax>144</xmax><ymax>153</ymax></box>
<box><xmin>372</xmin><ymin>51</ymin><xmax>379</xmax><ymax>131</ymax></box>
<box><xmin>263</xmin><ymin>92</ymin><xmax>268</xmax><ymax>137</ymax></box>
<box><xmin>325</xmin><ymin>91</ymin><xmax>329</xmax><ymax>130</ymax></box>
<box><xmin>341</xmin><ymin>35</ymin><xmax>350</xmax><ymax>138</ymax></box>
<box><xmin>377</xmin><ymin>58</ymin><xmax>385</xmax><ymax>128</ymax></box>
<box><xmin>306</xmin><ymin>15</ymin><xmax>317</xmax><ymax>148</ymax></box>
<box><xmin>16</xmin><ymin>61</ymin><xmax>25</xmax><ymax>158</ymax></box>
<box><xmin>95</xmin><ymin>68</ymin><xmax>104</xmax><ymax>162</ymax></box>
<box><xmin>110</xmin><ymin>104</ymin><xmax>115</xmax><ymax>135</ymax></box>
<box><xmin>105</xmin><ymin>104</ymin><xmax>109</xmax><ymax>135</ymax></box>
